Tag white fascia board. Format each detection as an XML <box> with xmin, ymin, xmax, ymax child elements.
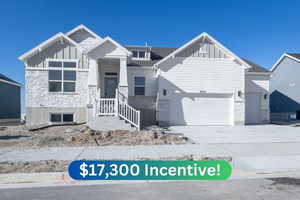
<box><xmin>86</xmin><ymin>37</ymin><xmax>132</xmax><ymax>56</ymax></box>
<box><xmin>66</xmin><ymin>24</ymin><xmax>103</xmax><ymax>40</ymax></box>
<box><xmin>270</xmin><ymin>53</ymin><xmax>300</xmax><ymax>72</ymax></box>
<box><xmin>19</xmin><ymin>33</ymin><xmax>84</xmax><ymax>62</ymax></box>
<box><xmin>0</xmin><ymin>78</ymin><xmax>22</xmax><ymax>87</ymax></box>
<box><xmin>154</xmin><ymin>32</ymin><xmax>252</xmax><ymax>70</ymax></box>
<box><xmin>246</xmin><ymin>72</ymin><xmax>272</xmax><ymax>76</ymax></box>
<box><xmin>127</xmin><ymin>66</ymin><xmax>154</xmax><ymax>70</ymax></box>
<box><xmin>154</xmin><ymin>32</ymin><xmax>207</xmax><ymax>67</ymax></box>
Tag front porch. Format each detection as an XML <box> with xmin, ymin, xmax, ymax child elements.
<box><xmin>85</xmin><ymin>37</ymin><xmax>140</xmax><ymax>131</ymax></box>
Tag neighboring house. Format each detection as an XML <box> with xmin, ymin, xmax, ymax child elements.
<box><xmin>0</xmin><ymin>73</ymin><xmax>21</xmax><ymax>124</ymax></box>
<box><xmin>19</xmin><ymin>25</ymin><xmax>270</xmax><ymax>130</ymax></box>
<box><xmin>270</xmin><ymin>53</ymin><xmax>300</xmax><ymax>121</ymax></box>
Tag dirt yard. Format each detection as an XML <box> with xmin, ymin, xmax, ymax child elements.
<box><xmin>0</xmin><ymin>124</ymin><xmax>189</xmax><ymax>149</ymax></box>
<box><xmin>0</xmin><ymin>156</ymin><xmax>232</xmax><ymax>174</ymax></box>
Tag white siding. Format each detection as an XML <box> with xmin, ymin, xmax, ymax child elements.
<box><xmin>157</xmin><ymin>57</ymin><xmax>245</xmax><ymax>125</ymax></box>
<box><xmin>68</xmin><ymin>29</ymin><xmax>100</xmax><ymax>51</ymax></box>
<box><xmin>27</xmin><ymin>39</ymin><xmax>89</xmax><ymax>69</ymax></box>
<box><xmin>245</xmin><ymin>74</ymin><xmax>270</xmax><ymax>110</ymax></box>
<box><xmin>88</xmin><ymin>41</ymin><xmax>127</xmax><ymax>59</ymax></box>
<box><xmin>245</xmin><ymin>73</ymin><xmax>270</xmax><ymax>123</ymax></box>
<box><xmin>127</xmin><ymin>67</ymin><xmax>157</xmax><ymax>97</ymax></box>
<box><xmin>158</xmin><ymin>57</ymin><xmax>244</xmax><ymax>95</ymax></box>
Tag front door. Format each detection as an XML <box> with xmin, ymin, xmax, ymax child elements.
<box><xmin>104</xmin><ymin>77</ymin><xmax>118</xmax><ymax>98</ymax></box>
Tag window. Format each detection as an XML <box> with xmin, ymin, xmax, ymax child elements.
<box><xmin>163</xmin><ymin>89</ymin><xmax>167</xmax><ymax>96</ymax></box>
<box><xmin>48</xmin><ymin>60</ymin><xmax>77</xmax><ymax>92</ymax></box>
<box><xmin>50</xmin><ymin>113</ymin><xmax>74</xmax><ymax>123</ymax></box>
<box><xmin>134</xmin><ymin>76</ymin><xmax>145</xmax><ymax>96</ymax></box>
<box><xmin>63</xmin><ymin>114</ymin><xmax>74</xmax><ymax>122</ymax></box>
<box><xmin>105</xmin><ymin>72</ymin><xmax>118</xmax><ymax>77</ymax></box>
<box><xmin>50</xmin><ymin>113</ymin><xmax>62</xmax><ymax>122</ymax></box>
<box><xmin>138</xmin><ymin>51</ymin><xmax>145</xmax><ymax>58</ymax></box>
<box><xmin>132</xmin><ymin>51</ymin><xmax>146</xmax><ymax>59</ymax></box>
<box><xmin>132</xmin><ymin>51</ymin><xmax>138</xmax><ymax>58</ymax></box>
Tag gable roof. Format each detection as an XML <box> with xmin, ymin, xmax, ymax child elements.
<box><xmin>0</xmin><ymin>73</ymin><xmax>21</xmax><ymax>87</ymax></box>
<box><xmin>87</xmin><ymin>36</ymin><xmax>132</xmax><ymax>56</ymax></box>
<box><xmin>241</xmin><ymin>58</ymin><xmax>270</xmax><ymax>73</ymax></box>
<box><xmin>125</xmin><ymin>46</ymin><xmax>268</xmax><ymax>73</ymax></box>
<box><xmin>66</xmin><ymin>24</ymin><xmax>102</xmax><ymax>40</ymax></box>
<box><xmin>153</xmin><ymin>32</ymin><xmax>252</xmax><ymax>70</ymax></box>
<box><xmin>18</xmin><ymin>32</ymin><xmax>83</xmax><ymax>62</ymax></box>
<box><xmin>271</xmin><ymin>53</ymin><xmax>300</xmax><ymax>72</ymax></box>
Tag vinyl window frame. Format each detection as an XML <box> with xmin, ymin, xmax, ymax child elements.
<box><xmin>47</xmin><ymin>59</ymin><xmax>78</xmax><ymax>93</ymax></box>
<box><xmin>131</xmin><ymin>50</ymin><xmax>147</xmax><ymax>60</ymax></box>
<box><xmin>134</xmin><ymin>76</ymin><xmax>146</xmax><ymax>96</ymax></box>
<box><xmin>49</xmin><ymin>112</ymin><xmax>75</xmax><ymax>124</ymax></box>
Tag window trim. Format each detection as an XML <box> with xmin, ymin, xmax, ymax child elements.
<box><xmin>47</xmin><ymin>58</ymin><xmax>79</xmax><ymax>69</ymax></box>
<box><xmin>49</xmin><ymin>112</ymin><xmax>75</xmax><ymax>124</ymax></box>
<box><xmin>131</xmin><ymin>50</ymin><xmax>148</xmax><ymax>60</ymax></box>
<box><xmin>48</xmin><ymin>59</ymin><xmax>77</xmax><ymax>93</ymax></box>
<box><xmin>134</xmin><ymin>76</ymin><xmax>146</xmax><ymax>96</ymax></box>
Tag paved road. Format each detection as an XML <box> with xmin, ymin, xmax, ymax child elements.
<box><xmin>0</xmin><ymin>178</ymin><xmax>299</xmax><ymax>200</ymax></box>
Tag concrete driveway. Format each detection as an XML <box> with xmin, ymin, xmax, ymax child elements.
<box><xmin>171</xmin><ymin>125</ymin><xmax>300</xmax><ymax>171</ymax></box>
<box><xmin>170</xmin><ymin>125</ymin><xmax>300</xmax><ymax>144</ymax></box>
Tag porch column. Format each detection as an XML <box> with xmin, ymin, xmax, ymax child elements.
<box><xmin>118</xmin><ymin>57</ymin><xmax>128</xmax><ymax>98</ymax></box>
<box><xmin>87</xmin><ymin>58</ymin><xmax>99</xmax><ymax>117</ymax></box>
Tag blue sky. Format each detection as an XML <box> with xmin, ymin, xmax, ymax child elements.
<box><xmin>1</xmin><ymin>0</ymin><xmax>300</xmax><ymax>112</ymax></box>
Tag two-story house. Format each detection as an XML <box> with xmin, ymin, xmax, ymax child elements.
<box><xmin>19</xmin><ymin>25</ymin><xmax>271</xmax><ymax>130</ymax></box>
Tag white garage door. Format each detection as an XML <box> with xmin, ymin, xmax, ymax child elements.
<box><xmin>170</xmin><ymin>93</ymin><xmax>234</xmax><ymax>125</ymax></box>
<box><xmin>245</xmin><ymin>92</ymin><xmax>261</xmax><ymax>124</ymax></box>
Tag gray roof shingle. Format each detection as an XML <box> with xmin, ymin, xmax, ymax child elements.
<box><xmin>125</xmin><ymin>46</ymin><xmax>176</xmax><ymax>67</ymax></box>
<box><xmin>125</xmin><ymin>46</ymin><xmax>269</xmax><ymax>73</ymax></box>
<box><xmin>241</xmin><ymin>58</ymin><xmax>270</xmax><ymax>73</ymax></box>
<box><xmin>286</xmin><ymin>53</ymin><xmax>300</xmax><ymax>60</ymax></box>
<box><xmin>0</xmin><ymin>73</ymin><xmax>21</xmax><ymax>86</ymax></box>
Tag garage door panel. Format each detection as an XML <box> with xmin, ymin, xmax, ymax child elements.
<box><xmin>170</xmin><ymin>93</ymin><xmax>233</xmax><ymax>125</ymax></box>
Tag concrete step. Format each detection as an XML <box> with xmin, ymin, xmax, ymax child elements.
<box><xmin>233</xmin><ymin>155</ymin><xmax>300</xmax><ymax>172</ymax></box>
<box><xmin>88</xmin><ymin>116</ymin><xmax>137</xmax><ymax>131</ymax></box>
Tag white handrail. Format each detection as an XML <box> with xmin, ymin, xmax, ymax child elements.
<box><xmin>95</xmin><ymin>98</ymin><xmax>116</xmax><ymax>116</ymax></box>
<box><xmin>95</xmin><ymin>89</ymin><xmax>141</xmax><ymax>131</ymax></box>
<box><xmin>118</xmin><ymin>101</ymin><xmax>140</xmax><ymax>131</ymax></box>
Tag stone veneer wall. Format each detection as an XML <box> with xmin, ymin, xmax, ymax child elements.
<box><xmin>25</xmin><ymin>70</ymin><xmax>88</xmax><ymax>127</ymax></box>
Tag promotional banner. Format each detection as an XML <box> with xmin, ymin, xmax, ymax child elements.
<box><xmin>69</xmin><ymin>160</ymin><xmax>232</xmax><ymax>180</ymax></box>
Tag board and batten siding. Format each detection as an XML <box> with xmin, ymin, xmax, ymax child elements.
<box><xmin>26</xmin><ymin>39</ymin><xmax>89</xmax><ymax>69</ymax></box>
<box><xmin>177</xmin><ymin>39</ymin><xmax>229</xmax><ymax>58</ymax></box>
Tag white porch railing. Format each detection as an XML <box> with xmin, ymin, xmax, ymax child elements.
<box><xmin>94</xmin><ymin>89</ymin><xmax>140</xmax><ymax>131</ymax></box>
<box><xmin>95</xmin><ymin>98</ymin><xmax>116</xmax><ymax>116</ymax></box>
<box><xmin>118</xmin><ymin>102</ymin><xmax>140</xmax><ymax>131</ymax></box>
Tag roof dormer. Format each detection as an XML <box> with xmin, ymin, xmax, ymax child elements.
<box><xmin>126</xmin><ymin>46</ymin><xmax>151</xmax><ymax>60</ymax></box>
